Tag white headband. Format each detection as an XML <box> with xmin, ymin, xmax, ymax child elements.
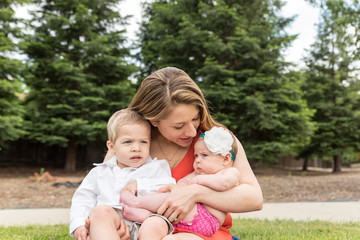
<box><xmin>199</xmin><ymin>126</ymin><xmax>234</xmax><ymax>159</ymax></box>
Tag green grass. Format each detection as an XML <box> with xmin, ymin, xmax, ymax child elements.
<box><xmin>232</xmin><ymin>218</ymin><xmax>360</xmax><ymax>239</ymax></box>
<box><xmin>0</xmin><ymin>219</ymin><xmax>359</xmax><ymax>239</ymax></box>
<box><xmin>0</xmin><ymin>224</ymin><xmax>72</xmax><ymax>240</ymax></box>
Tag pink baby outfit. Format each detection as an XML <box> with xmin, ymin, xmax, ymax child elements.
<box><xmin>173</xmin><ymin>203</ymin><xmax>219</xmax><ymax>237</ymax></box>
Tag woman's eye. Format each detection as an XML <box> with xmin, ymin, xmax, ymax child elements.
<box><xmin>174</xmin><ymin>126</ymin><xmax>183</xmax><ymax>130</ymax></box>
<box><xmin>193</xmin><ymin>115</ymin><xmax>200</xmax><ymax>121</ymax></box>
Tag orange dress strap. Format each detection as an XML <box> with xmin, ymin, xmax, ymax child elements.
<box><xmin>171</xmin><ymin>132</ymin><xmax>233</xmax><ymax>240</ymax></box>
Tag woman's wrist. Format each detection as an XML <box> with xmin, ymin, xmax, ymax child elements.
<box><xmin>191</xmin><ymin>183</ymin><xmax>208</xmax><ymax>203</ymax></box>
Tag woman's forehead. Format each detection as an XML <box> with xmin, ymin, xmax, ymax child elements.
<box><xmin>164</xmin><ymin>104</ymin><xmax>199</xmax><ymax>123</ymax></box>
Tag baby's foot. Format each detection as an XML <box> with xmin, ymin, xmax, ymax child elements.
<box><xmin>122</xmin><ymin>205</ymin><xmax>152</xmax><ymax>223</ymax></box>
<box><xmin>120</xmin><ymin>190</ymin><xmax>140</xmax><ymax>207</ymax></box>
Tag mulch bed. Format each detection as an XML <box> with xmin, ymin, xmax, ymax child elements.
<box><xmin>0</xmin><ymin>166</ymin><xmax>359</xmax><ymax>209</ymax></box>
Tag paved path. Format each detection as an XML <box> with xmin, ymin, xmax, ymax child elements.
<box><xmin>231</xmin><ymin>201</ymin><xmax>360</xmax><ymax>222</ymax></box>
<box><xmin>0</xmin><ymin>201</ymin><xmax>359</xmax><ymax>226</ymax></box>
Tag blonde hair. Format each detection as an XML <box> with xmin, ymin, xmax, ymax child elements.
<box><xmin>107</xmin><ymin>109</ymin><xmax>150</xmax><ymax>144</ymax></box>
<box><xmin>128</xmin><ymin>67</ymin><xmax>220</xmax><ymax>131</ymax></box>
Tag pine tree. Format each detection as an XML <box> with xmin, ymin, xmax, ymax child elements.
<box><xmin>139</xmin><ymin>0</ymin><xmax>315</xmax><ymax>163</ymax></box>
<box><xmin>301</xmin><ymin>0</ymin><xmax>360</xmax><ymax>172</ymax></box>
<box><xmin>0</xmin><ymin>0</ymin><xmax>26</xmax><ymax>150</ymax></box>
<box><xmin>21</xmin><ymin>0</ymin><xmax>136</xmax><ymax>171</ymax></box>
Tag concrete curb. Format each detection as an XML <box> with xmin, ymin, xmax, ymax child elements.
<box><xmin>0</xmin><ymin>208</ymin><xmax>69</xmax><ymax>226</ymax></box>
<box><xmin>231</xmin><ymin>201</ymin><xmax>360</xmax><ymax>222</ymax></box>
<box><xmin>0</xmin><ymin>201</ymin><xmax>359</xmax><ymax>226</ymax></box>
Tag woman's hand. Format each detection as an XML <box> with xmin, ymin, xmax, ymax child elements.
<box><xmin>157</xmin><ymin>184</ymin><xmax>199</xmax><ymax>224</ymax></box>
<box><xmin>84</xmin><ymin>217</ymin><xmax>130</xmax><ymax>240</ymax></box>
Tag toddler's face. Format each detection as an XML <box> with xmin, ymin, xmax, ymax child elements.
<box><xmin>109</xmin><ymin>123</ymin><xmax>150</xmax><ymax>168</ymax></box>
<box><xmin>193</xmin><ymin>138</ymin><xmax>225</xmax><ymax>175</ymax></box>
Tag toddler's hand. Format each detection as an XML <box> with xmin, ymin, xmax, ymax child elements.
<box><xmin>74</xmin><ymin>225</ymin><xmax>88</xmax><ymax>240</ymax></box>
<box><xmin>188</xmin><ymin>176</ymin><xmax>199</xmax><ymax>184</ymax></box>
<box><xmin>121</xmin><ymin>181</ymin><xmax>137</xmax><ymax>200</ymax></box>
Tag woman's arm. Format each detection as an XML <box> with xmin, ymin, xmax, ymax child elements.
<box><xmin>157</xmin><ymin>137</ymin><xmax>263</xmax><ymax>220</ymax></box>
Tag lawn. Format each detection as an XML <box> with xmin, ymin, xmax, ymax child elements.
<box><xmin>232</xmin><ymin>218</ymin><xmax>360</xmax><ymax>239</ymax></box>
<box><xmin>0</xmin><ymin>218</ymin><xmax>359</xmax><ymax>239</ymax></box>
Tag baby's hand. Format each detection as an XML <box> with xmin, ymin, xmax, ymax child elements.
<box><xmin>74</xmin><ymin>225</ymin><xmax>88</xmax><ymax>240</ymax></box>
<box><xmin>177</xmin><ymin>178</ymin><xmax>194</xmax><ymax>185</ymax></box>
<box><xmin>190</xmin><ymin>176</ymin><xmax>200</xmax><ymax>184</ymax></box>
<box><xmin>122</xmin><ymin>181</ymin><xmax>137</xmax><ymax>195</ymax></box>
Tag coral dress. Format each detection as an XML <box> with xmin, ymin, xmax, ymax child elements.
<box><xmin>171</xmin><ymin>132</ymin><xmax>233</xmax><ymax>240</ymax></box>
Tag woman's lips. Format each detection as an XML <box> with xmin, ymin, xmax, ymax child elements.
<box><xmin>180</xmin><ymin>137</ymin><xmax>193</xmax><ymax>143</ymax></box>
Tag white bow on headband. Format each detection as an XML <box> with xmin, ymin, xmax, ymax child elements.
<box><xmin>200</xmin><ymin>126</ymin><xmax>234</xmax><ymax>159</ymax></box>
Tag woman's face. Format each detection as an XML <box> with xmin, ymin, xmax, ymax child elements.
<box><xmin>156</xmin><ymin>104</ymin><xmax>200</xmax><ymax>147</ymax></box>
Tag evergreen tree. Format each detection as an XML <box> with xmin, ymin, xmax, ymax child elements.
<box><xmin>0</xmin><ymin>0</ymin><xmax>26</xmax><ymax>150</ymax></box>
<box><xmin>21</xmin><ymin>0</ymin><xmax>136</xmax><ymax>171</ymax></box>
<box><xmin>139</xmin><ymin>0</ymin><xmax>315</xmax><ymax>163</ymax></box>
<box><xmin>301</xmin><ymin>0</ymin><xmax>360</xmax><ymax>172</ymax></box>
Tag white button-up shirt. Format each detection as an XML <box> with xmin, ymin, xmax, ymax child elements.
<box><xmin>70</xmin><ymin>156</ymin><xmax>175</xmax><ymax>236</ymax></box>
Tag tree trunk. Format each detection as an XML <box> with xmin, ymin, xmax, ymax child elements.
<box><xmin>302</xmin><ymin>158</ymin><xmax>309</xmax><ymax>171</ymax></box>
<box><xmin>64</xmin><ymin>138</ymin><xmax>77</xmax><ymax>172</ymax></box>
<box><xmin>333</xmin><ymin>155</ymin><xmax>341</xmax><ymax>173</ymax></box>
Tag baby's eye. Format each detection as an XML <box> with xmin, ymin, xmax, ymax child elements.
<box><xmin>202</xmin><ymin>154</ymin><xmax>208</xmax><ymax>157</ymax></box>
<box><xmin>141</xmin><ymin>140</ymin><xmax>148</xmax><ymax>144</ymax></box>
<box><xmin>124</xmin><ymin>141</ymin><xmax>131</xmax><ymax>144</ymax></box>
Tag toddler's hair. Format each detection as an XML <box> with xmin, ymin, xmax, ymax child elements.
<box><xmin>107</xmin><ymin>109</ymin><xmax>150</xmax><ymax>144</ymax></box>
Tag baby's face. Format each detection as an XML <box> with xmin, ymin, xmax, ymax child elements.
<box><xmin>110</xmin><ymin>123</ymin><xmax>150</xmax><ymax>168</ymax></box>
<box><xmin>193</xmin><ymin>138</ymin><xmax>225</xmax><ymax>175</ymax></box>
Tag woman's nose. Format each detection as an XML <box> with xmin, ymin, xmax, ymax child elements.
<box><xmin>185</xmin><ymin>123</ymin><xmax>197</xmax><ymax>137</ymax></box>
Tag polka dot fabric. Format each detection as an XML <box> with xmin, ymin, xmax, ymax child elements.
<box><xmin>173</xmin><ymin>203</ymin><xmax>220</xmax><ymax>236</ymax></box>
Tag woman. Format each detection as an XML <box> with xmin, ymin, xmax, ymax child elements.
<box><xmin>95</xmin><ymin>67</ymin><xmax>263</xmax><ymax>239</ymax></box>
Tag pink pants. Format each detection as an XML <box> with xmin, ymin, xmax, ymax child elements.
<box><xmin>173</xmin><ymin>203</ymin><xmax>219</xmax><ymax>237</ymax></box>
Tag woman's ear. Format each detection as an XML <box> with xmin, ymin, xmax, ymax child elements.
<box><xmin>150</xmin><ymin>121</ymin><xmax>159</xmax><ymax>127</ymax></box>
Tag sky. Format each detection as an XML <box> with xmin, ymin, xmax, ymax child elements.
<box><xmin>281</xmin><ymin>1</ymin><xmax>320</xmax><ymax>66</ymax></box>
<box><xmin>14</xmin><ymin>0</ymin><xmax>320</xmax><ymax>67</ymax></box>
<box><xmin>118</xmin><ymin>0</ymin><xmax>320</xmax><ymax>67</ymax></box>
